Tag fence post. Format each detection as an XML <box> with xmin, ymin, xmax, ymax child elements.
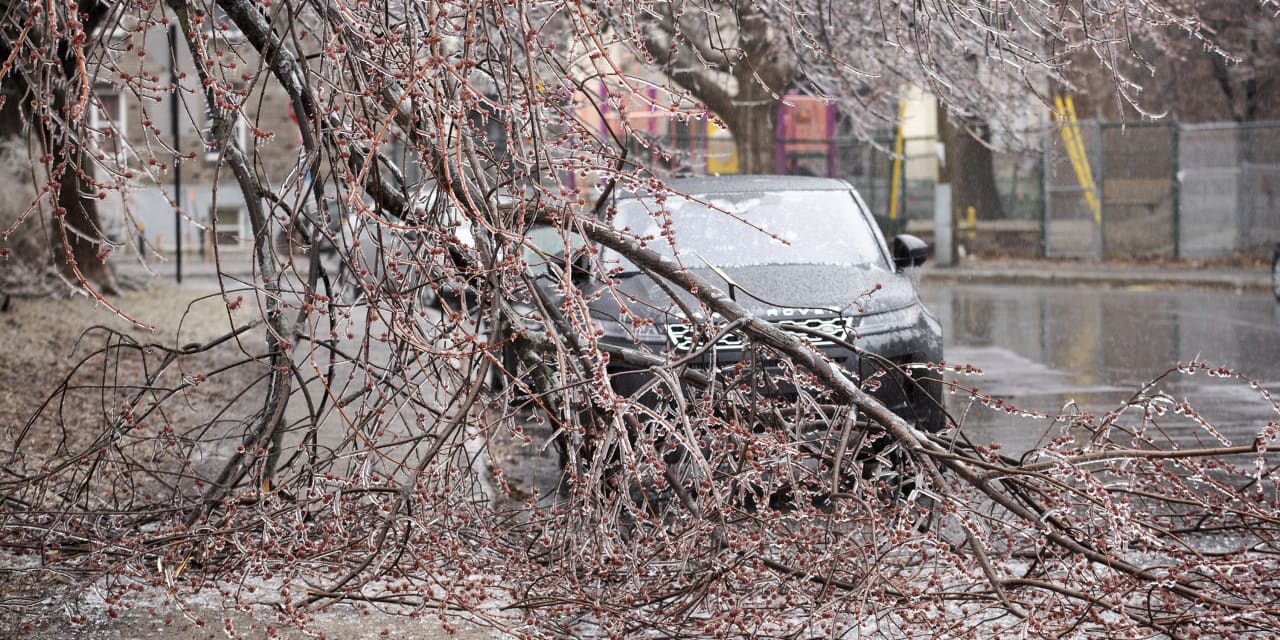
<box><xmin>826</xmin><ymin>104</ymin><xmax>838</xmax><ymax>178</ymax></box>
<box><xmin>1171</xmin><ymin>124</ymin><xmax>1181</xmax><ymax>260</ymax></box>
<box><xmin>868</xmin><ymin>143</ymin><xmax>877</xmax><ymax>211</ymax></box>
<box><xmin>934</xmin><ymin>183</ymin><xmax>953</xmax><ymax>267</ymax></box>
<box><xmin>1040</xmin><ymin>126</ymin><xmax>1049</xmax><ymax>257</ymax></box>
<box><xmin>775</xmin><ymin>100</ymin><xmax>787</xmax><ymax>175</ymax></box>
<box><xmin>1096</xmin><ymin>121</ymin><xmax>1106</xmax><ymax>260</ymax></box>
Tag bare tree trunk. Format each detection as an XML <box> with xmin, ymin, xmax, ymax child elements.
<box><xmin>726</xmin><ymin>100</ymin><xmax>778</xmax><ymax>175</ymax></box>
<box><xmin>0</xmin><ymin>6</ymin><xmax>118</xmax><ymax>295</ymax></box>
<box><xmin>0</xmin><ymin>104</ymin><xmax>119</xmax><ymax>294</ymax></box>
<box><xmin>943</xmin><ymin>114</ymin><xmax>1004</xmax><ymax>221</ymax></box>
<box><xmin>52</xmin><ymin>143</ymin><xmax>119</xmax><ymax>294</ymax></box>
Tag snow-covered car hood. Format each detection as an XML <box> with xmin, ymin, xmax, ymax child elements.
<box><xmin>587</xmin><ymin>263</ymin><xmax>921</xmax><ymax>328</ymax></box>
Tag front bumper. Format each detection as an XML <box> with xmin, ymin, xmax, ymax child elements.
<box><xmin>603</xmin><ymin>307</ymin><xmax>944</xmax><ymax>432</ymax></box>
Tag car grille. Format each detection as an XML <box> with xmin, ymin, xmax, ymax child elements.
<box><xmin>665</xmin><ymin>316</ymin><xmax>858</xmax><ymax>353</ymax></box>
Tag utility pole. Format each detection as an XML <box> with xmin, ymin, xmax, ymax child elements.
<box><xmin>934</xmin><ymin>100</ymin><xmax>956</xmax><ymax>267</ymax></box>
<box><xmin>168</xmin><ymin>23</ymin><xmax>182</xmax><ymax>284</ymax></box>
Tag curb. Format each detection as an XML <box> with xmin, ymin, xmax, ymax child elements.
<box><xmin>129</xmin><ymin>257</ymin><xmax>1273</xmax><ymax>296</ymax></box>
<box><xmin>923</xmin><ymin>267</ymin><xmax>1271</xmax><ymax>294</ymax></box>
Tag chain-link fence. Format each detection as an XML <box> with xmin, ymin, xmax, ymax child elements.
<box><xmin>1042</xmin><ymin>121</ymin><xmax>1101</xmax><ymax>258</ymax></box>
<box><xmin>1101</xmin><ymin>124</ymin><xmax>1176</xmax><ymax>259</ymax></box>
<box><xmin>777</xmin><ymin>119</ymin><xmax>1280</xmax><ymax>261</ymax></box>
<box><xmin>1179</xmin><ymin>123</ymin><xmax>1280</xmax><ymax>259</ymax></box>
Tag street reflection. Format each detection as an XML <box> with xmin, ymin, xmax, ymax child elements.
<box><xmin>920</xmin><ymin>284</ymin><xmax>1280</xmax><ymax>455</ymax></box>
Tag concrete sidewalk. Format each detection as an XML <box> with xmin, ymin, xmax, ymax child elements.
<box><xmin>922</xmin><ymin>257</ymin><xmax>1273</xmax><ymax>294</ymax></box>
<box><xmin>124</xmin><ymin>251</ymin><xmax>1276</xmax><ymax>295</ymax></box>
<box><xmin>116</xmin><ymin>249</ymin><xmax>275</xmax><ymax>293</ymax></box>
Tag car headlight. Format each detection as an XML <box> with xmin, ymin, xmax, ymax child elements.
<box><xmin>858</xmin><ymin>304</ymin><xmax>924</xmax><ymax>334</ymax></box>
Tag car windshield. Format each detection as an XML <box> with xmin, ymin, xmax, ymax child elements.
<box><xmin>606</xmin><ymin>189</ymin><xmax>888</xmax><ymax>270</ymax></box>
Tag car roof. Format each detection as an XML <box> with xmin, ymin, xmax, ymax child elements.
<box><xmin>617</xmin><ymin>175</ymin><xmax>854</xmax><ymax>199</ymax></box>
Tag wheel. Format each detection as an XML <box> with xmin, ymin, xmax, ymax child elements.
<box><xmin>1272</xmin><ymin>245</ymin><xmax>1280</xmax><ymax>301</ymax></box>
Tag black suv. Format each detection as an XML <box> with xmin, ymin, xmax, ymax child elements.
<box><xmin>534</xmin><ymin>175</ymin><xmax>945</xmax><ymax>432</ymax></box>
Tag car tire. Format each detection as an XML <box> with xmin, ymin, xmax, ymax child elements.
<box><xmin>1272</xmin><ymin>245</ymin><xmax>1280</xmax><ymax>302</ymax></box>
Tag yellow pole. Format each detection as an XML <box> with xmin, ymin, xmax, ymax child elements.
<box><xmin>888</xmin><ymin>98</ymin><xmax>908</xmax><ymax>220</ymax></box>
<box><xmin>1063</xmin><ymin>97</ymin><xmax>1101</xmax><ymax>224</ymax></box>
<box><xmin>1054</xmin><ymin>94</ymin><xmax>1101</xmax><ymax>225</ymax></box>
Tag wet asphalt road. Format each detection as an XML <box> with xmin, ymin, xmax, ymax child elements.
<box><xmin>920</xmin><ymin>284</ymin><xmax>1280</xmax><ymax>455</ymax></box>
<box><xmin>135</xmin><ymin>254</ymin><xmax>1280</xmax><ymax>458</ymax></box>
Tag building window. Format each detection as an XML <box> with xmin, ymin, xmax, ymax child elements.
<box><xmin>204</xmin><ymin>107</ymin><xmax>248</xmax><ymax>162</ymax></box>
<box><xmin>89</xmin><ymin>86</ymin><xmax>127</xmax><ymax>159</ymax></box>
<box><xmin>211</xmin><ymin>205</ymin><xmax>243</xmax><ymax>244</ymax></box>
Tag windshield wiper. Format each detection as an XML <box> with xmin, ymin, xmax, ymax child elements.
<box><xmin>693</xmin><ymin>251</ymin><xmax>739</xmax><ymax>301</ymax></box>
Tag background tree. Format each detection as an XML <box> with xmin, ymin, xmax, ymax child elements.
<box><xmin>2</xmin><ymin>0</ymin><xmax>1280</xmax><ymax>638</ymax></box>
<box><xmin>1198</xmin><ymin>1</ymin><xmax>1280</xmax><ymax>123</ymax></box>
<box><xmin>1067</xmin><ymin>0</ymin><xmax>1280</xmax><ymax>123</ymax></box>
<box><xmin>0</xmin><ymin>0</ymin><xmax>119</xmax><ymax>294</ymax></box>
<box><xmin>610</xmin><ymin>0</ymin><xmax>1014</xmax><ymax>218</ymax></box>
<box><xmin>615</xmin><ymin>2</ymin><xmax>794</xmax><ymax>174</ymax></box>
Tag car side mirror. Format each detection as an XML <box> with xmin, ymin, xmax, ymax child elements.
<box><xmin>570</xmin><ymin>250</ymin><xmax>592</xmax><ymax>284</ymax></box>
<box><xmin>892</xmin><ymin>234</ymin><xmax>930</xmax><ymax>270</ymax></box>
<box><xmin>543</xmin><ymin>248</ymin><xmax>593</xmax><ymax>284</ymax></box>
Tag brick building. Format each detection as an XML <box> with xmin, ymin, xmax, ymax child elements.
<box><xmin>89</xmin><ymin>12</ymin><xmax>299</xmax><ymax>256</ymax></box>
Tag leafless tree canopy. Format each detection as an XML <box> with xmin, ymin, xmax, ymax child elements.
<box><xmin>3</xmin><ymin>0</ymin><xmax>1280</xmax><ymax>637</ymax></box>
